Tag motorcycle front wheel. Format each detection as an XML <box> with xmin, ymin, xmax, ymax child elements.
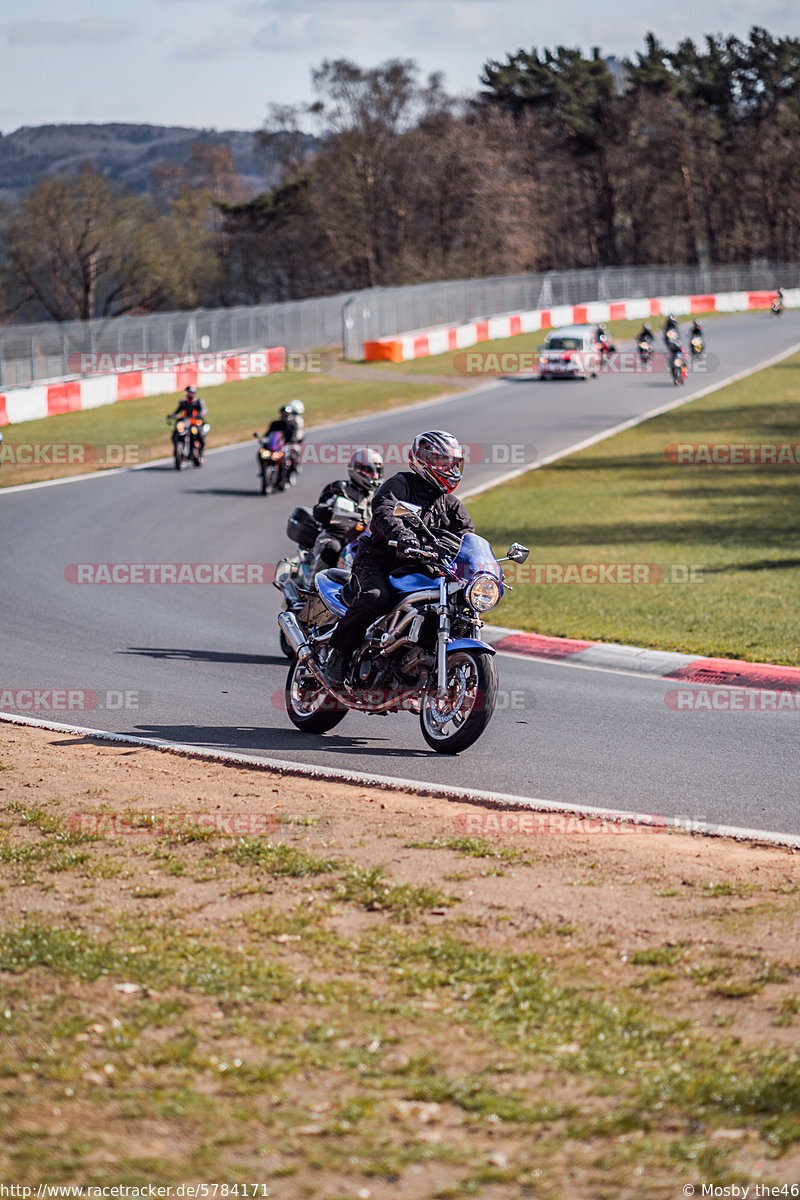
<box><xmin>263</xmin><ymin>464</ymin><xmax>279</xmax><ymax>494</ymax></box>
<box><xmin>173</xmin><ymin>443</ymin><xmax>184</xmax><ymax>470</ymax></box>
<box><xmin>285</xmin><ymin>657</ymin><xmax>348</xmax><ymax>734</ymax></box>
<box><xmin>420</xmin><ymin>650</ymin><xmax>498</xmax><ymax>754</ymax></box>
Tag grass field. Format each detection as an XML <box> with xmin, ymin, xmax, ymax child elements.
<box><xmin>468</xmin><ymin>347</ymin><xmax>800</xmax><ymax>665</ymax></box>
<box><xmin>0</xmin><ymin>369</ymin><xmax>460</xmax><ymax>489</ymax></box>
<box><xmin>2</xmin><ymin>723</ymin><xmax>800</xmax><ymax>1197</ymax></box>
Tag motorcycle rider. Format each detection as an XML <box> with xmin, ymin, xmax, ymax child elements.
<box><xmin>262</xmin><ymin>400</ymin><xmax>305</xmax><ymax>488</ymax></box>
<box><xmin>310</xmin><ymin>448</ymin><xmax>384</xmax><ymax>575</ymax></box>
<box><xmin>637</xmin><ymin>323</ymin><xmax>655</xmax><ymax>345</ymax></box>
<box><xmin>168</xmin><ymin>385</ymin><xmax>208</xmax><ymax>461</ymax></box>
<box><xmin>663</xmin><ymin>313</ymin><xmax>680</xmax><ymax>347</ymax></box>
<box><xmin>690</xmin><ymin>318</ymin><xmax>704</xmax><ymax>341</ymax></box>
<box><xmin>322</xmin><ymin>431</ymin><xmax>474</xmax><ymax>689</ymax></box>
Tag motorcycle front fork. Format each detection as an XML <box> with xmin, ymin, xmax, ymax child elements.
<box><xmin>436</xmin><ymin>576</ymin><xmax>450</xmax><ymax>694</ymax></box>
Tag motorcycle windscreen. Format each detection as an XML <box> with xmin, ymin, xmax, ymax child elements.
<box><xmin>450</xmin><ymin>533</ymin><xmax>502</xmax><ymax>584</ymax></box>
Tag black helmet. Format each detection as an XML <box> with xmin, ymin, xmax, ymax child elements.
<box><xmin>643</xmin><ymin>323</ymin><xmax>652</xmax><ymax>333</ymax></box>
<box><xmin>408</xmin><ymin>430</ymin><xmax>464</xmax><ymax>494</ymax></box>
<box><xmin>185</xmin><ymin>385</ymin><xmax>197</xmax><ymax>397</ymax></box>
<box><xmin>348</xmin><ymin>447</ymin><xmax>383</xmax><ymax>492</ymax></box>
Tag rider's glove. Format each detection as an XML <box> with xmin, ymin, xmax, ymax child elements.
<box><xmin>396</xmin><ymin>531</ymin><xmax>420</xmax><ymax>556</ymax></box>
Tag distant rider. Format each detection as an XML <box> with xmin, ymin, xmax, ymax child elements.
<box><xmin>262</xmin><ymin>400</ymin><xmax>305</xmax><ymax>488</ymax></box>
<box><xmin>310</xmin><ymin>448</ymin><xmax>384</xmax><ymax>575</ymax></box>
<box><xmin>663</xmin><ymin>315</ymin><xmax>682</xmax><ymax>357</ymax></box>
<box><xmin>168</xmin><ymin>385</ymin><xmax>208</xmax><ymax>460</ymax></box>
<box><xmin>322</xmin><ymin>431</ymin><xmax>474</xmax><ymax>689</ymax></box>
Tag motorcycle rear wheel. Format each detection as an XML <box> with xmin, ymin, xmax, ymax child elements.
<box><xmin>285</xmin><ymin>657</ymin><xmax>348</xmax><ymax>734</ymax></box>
<box><xmin>420</xmin><ymin>650</ymin><xmax>497</xmax><ymax>754</ymax></box>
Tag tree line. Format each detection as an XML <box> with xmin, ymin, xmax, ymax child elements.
<box><xmin>2</xmin><ymin>26</ymin><xmax>799</xmax><ymax>323</ymax></box>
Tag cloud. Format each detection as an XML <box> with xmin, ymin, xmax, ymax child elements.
<box><xmin>6</xmin><ymin>18</ymin><xmax>139</xmax><ymax>46</ymax></box>
<box><xmin>170</xmin><ymin>24</ymin><xmax>255</xmax><ymax>60</ymax></box>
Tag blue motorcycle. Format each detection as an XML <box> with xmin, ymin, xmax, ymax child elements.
<box><xmin>278</xmin><ymin>501</ymin><xmax>529</xmax><ymax>754</ymax></box>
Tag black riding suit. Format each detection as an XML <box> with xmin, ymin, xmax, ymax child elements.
<box><xmin>311</xmin><ymin>479</ymin><xmax>373</xmax><ymax>571</ymax></box>
<box><xmin>329</xmin><ymin>470</ymin><xmax>474</xmax><ymax>660</ymax></box>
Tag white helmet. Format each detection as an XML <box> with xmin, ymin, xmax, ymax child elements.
<box><xmin>288</xmin><ymin>400</ymin><xmax>305</xmax><ymax>415</ymax></box>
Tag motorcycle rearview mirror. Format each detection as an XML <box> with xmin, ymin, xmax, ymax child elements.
<box><xmin>499</xmin><ymin>543</ymin><xmax>530</xmax><ymax>564</ymax></box>
<box><xmin>392</xmin><ymin>500</ymin><xmax>423</xmax><ymax>519</ymax></box>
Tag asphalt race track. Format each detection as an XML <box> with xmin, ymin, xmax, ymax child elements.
<box><xmin>3</xmin><ymin>313</ymin><xmax>800</xmax><ymax>835</ymax></box>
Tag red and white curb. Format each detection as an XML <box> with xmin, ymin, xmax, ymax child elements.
<box><xmin>483</xmin><ymin>625</ymin><xmax>800</xmax><ymax>691</ymax></box>
<box><xmin>364</xmin><ymin>288</ymin><xmax>798</xmax><ymax>363</ymax></box>
<box><xmin>0</xmin><ymin>346</ymin><xmax>286</xmax><ymax>427</ymax></box>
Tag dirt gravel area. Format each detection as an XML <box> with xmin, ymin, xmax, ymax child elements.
<box><xmin>1</xmin><ymin>720</ymin><xmax>799</xmax><ymax>1198</ymax></box>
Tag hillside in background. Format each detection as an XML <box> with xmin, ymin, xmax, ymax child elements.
<box><xmin>0</xmin><ymin>123</ymin><xmax>274</xmax><ymax>200</ymax></box>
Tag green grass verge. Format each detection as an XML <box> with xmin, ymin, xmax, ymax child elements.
<box><xmin>0</xmin><ymin>369</ymin><xmax>459</xmax><ymax>488</ymax></box>
<box><xmin>468</xmin><ymin>347</ymin><xmax>800</xmax><ymax>664</ymax></box>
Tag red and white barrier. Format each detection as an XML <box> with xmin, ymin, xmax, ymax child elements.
<box><xmin>0</xmin><ymin>347</ymin><xmax>286</xmax><ymax>427</ymax></box>
<box><xmin>363</xmin><ymin>289</ymin><xmax>799</xmax><ymax>363</ymax></box>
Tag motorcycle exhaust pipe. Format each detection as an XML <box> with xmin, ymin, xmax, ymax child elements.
<box><xmin>277</xmin><ymin>611</ymin><xmax>314</xmax><ymax>664</ymax></box>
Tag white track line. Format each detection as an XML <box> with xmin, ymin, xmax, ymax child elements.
<box><xmin>2</xmin><ymin>710</ymin><xmax>799</xmax><ymax>849</ymax></box>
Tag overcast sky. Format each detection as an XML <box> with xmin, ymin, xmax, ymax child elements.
<box><xmin>2</xmin><ymin>0</ymin><xmax>798</xmax><ymax>134</ymax></box>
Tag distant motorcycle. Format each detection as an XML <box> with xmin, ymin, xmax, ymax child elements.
<box><xmin>278</xmin><ymin>501</ymin><xmax>530</xmax><ymax>754</ymax></box>
<box><xmin>690</xmin><ymin>333</ymin><xmax>705</xmax><ymax>358</ymax></box>
<box><xmin>254</xmin><ymin>430</ymin><xmax>297</xmax><ymax>494</ymax></box>
<box><xmin>595</xmin><ymin>331</ymin><xmax>616</xmax><ymax>367</ymax></box>
<box><xmin>772</xmin><ymin>297</ymin><xmax>783</xmax><ymax>317</ymax></box>
<box><xmin>168</xmin><ymin>414</ymin><xmax>208</xmax><ymax>470</ymax></box>
<box><xmin>671</xmin><ymin>347</ymin><xmax>688</xmax><ymax>385</ymax></box>
<box><xmin>637</xmin><ymin>337</ymin><xmax>654</xmax><ymax>365</ymax></box>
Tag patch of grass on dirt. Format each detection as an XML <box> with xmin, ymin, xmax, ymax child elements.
<box><xmin>222</xmin><ymin>838</ymin><xmax>341</xmax><ymax>876</ymax></box>
<box><xmin>404</xmin><ymin>835</ymin><xmax>528</xmax><ymax>862</ymax></box>
<box><xmin>333</xmin><ymin>864</ymin><xmax>454</xmax><ymax>918</ymax></box>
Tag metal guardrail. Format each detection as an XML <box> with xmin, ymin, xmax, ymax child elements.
<box><xmin>1</xmin><ymin>263</ymin><xmax>796</xmax><ymax>385</ymax></box>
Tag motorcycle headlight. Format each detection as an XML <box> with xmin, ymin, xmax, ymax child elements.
<box><xmin>465</xmin><ymin>573</ymin><xmax>501</xmax><ymax>613</ymax></box>
<box><xmin>260</xmin><ymin>448</ymin><xmax>270</xmax><ymax>459</ymax></box>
